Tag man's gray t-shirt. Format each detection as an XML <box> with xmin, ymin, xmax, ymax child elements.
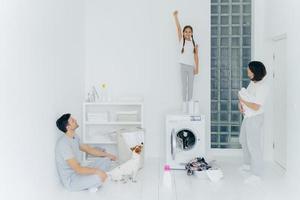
<box><xmin>55</xmin><ymin>134</ymin><xmax>82</xmax><ymax>187</ymax></box>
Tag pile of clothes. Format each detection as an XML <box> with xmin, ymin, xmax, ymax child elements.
<box><xmin>185</xmin><ymin>157</ymin><xmax>224</xmax><ymax>182</ymax></box>
<box><xmin>185</xmin><ymin>157</ymin><xmax>211</xmax><ymax>175</ymax></box>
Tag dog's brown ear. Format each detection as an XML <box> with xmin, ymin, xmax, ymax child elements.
<box><xmin>135</xmin><ymin>147</ymin><xmax>142</xmax><ymax>154</ymax></box>
<box><xmin>130</xmin><ymin>145</ymin><xmax>139</xmax><ymax>151</ymax></box>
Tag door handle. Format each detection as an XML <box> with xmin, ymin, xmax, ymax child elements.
<box><xmin>171</xmin><ymin>129</ymin><xmax>176</xmax><ymax>160</ymax></box>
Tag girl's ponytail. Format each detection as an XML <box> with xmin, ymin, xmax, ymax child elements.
<box><xmin>181</xmin><ymin>38</ymin><xmax>186</xmax><ymax>54</ymax></box>
<box><xmin>192</xmin><ymin>35</ymin><xmax>196</xmax><ymax>54</ymax></box>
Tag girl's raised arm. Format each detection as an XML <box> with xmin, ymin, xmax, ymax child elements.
<box><xmin>173</xmin><ymin>10</ymin><xmax>182</xmax><ymax>41</ymax></box>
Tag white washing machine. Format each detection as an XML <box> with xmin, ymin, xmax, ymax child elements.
<box><xmin>166</xmin><ymin>114</ymin><xmax>206</xmax><ymax>169</ymax></box>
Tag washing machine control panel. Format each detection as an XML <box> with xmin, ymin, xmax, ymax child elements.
<box><xmin>190</xmin><ymin>115</ymin><xmax>202</xmax><ymax>121</ymax></box>
<box><xmin>167</xmin><ymin>115</ymin><xmax>203</xmax><ymax>122</ymax></box>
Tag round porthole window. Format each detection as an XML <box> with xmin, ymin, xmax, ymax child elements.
<box><xmin>176</xmin><ymin>129</ymin><xmax>196</xmax><ymax>151</ymax></box>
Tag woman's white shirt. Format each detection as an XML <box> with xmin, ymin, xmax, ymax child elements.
<box><xmin>242</xmin><ymin>79</ymin><xmax>269</xmax><ymax>118</ymax></box>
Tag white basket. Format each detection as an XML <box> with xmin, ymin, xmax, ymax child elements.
<box><xmin>206</xmin><ymin>169</ymin><xmax>224</xmax><ymax>182</ymax></box>
<box><xmin>194</xmin><ymin>171</ymin><xmax>209</xmax><ymax>179</ymax></box>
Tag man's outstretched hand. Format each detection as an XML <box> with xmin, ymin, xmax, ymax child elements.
<box><xmin>107</xmin><ymin>153</ymin><xmax>117</xmax><ymax>161</ymax></box>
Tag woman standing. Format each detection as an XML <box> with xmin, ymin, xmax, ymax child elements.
<box><xmin>173</xmin><ymin>10</ymin><xmax>200</xmax><ymax>112</ymax></box>
<box><xmin>238</xmin><ymin>61</ymin><xmax>269</xmax><ymax>183</ymax></box>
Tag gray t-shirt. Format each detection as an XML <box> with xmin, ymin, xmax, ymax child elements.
<box><xmin>55</xmin><ymin>134</ymin><xmax>82</xmax><ymax>187</ymax></box>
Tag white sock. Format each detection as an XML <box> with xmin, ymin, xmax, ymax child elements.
<box><xmin>106</xmin><ymin>172</ymin><xmax>112</xmax><ymax>181</ymax></box>
<box><xmin>88</xmin><ymin>187</ymin><xmax>98</xmax><ymax>193</ymax></box>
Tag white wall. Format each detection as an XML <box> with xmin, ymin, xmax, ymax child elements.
<box><xmin>0</xmin><ymin>0</ymin><xmax>85</xmax><ymax>199</ymax></box>
<box><xmin>252</xmin><ymin>0</ymin><xmax>273</xmax><ymax>161</ymax></box>
<box><xmin>85</xmin><ymin>0</ymin><xmax>210</xmax><ymax>158</ymax></box>
<box><xmin>285</xmin><ymin>0</ymin><xmax>300</xmax><ymax>195</ymax></box>
<box><xmin>253</xmin><ymin>0</ymin><xmax>300</xmax><ymax>196</ymax></box>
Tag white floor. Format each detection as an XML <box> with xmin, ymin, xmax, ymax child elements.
<box><xmin>57</xmin><ymin>157</ymin><xmax>288</xmax><ymax>200</ymax></box>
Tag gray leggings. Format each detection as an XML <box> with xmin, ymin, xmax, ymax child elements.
<box><xmin>181</xmin><ymin>64</ymin><xmax>194</xmax><ymax>101</ymax></box>
<box><xmin>67</xmin><ymin>157</ymin><xmax>112</xmax><ymax>191</ymax></box>
<box><xmin>239</xmin><ymin>114</ymin><xmax>264</xmax><ymax>176</ymax></box>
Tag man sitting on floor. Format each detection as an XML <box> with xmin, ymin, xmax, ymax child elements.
<box><xmin>55</xmin><ymin>113</ymin><xmax>117</xmax><ymax>192</ymax></box>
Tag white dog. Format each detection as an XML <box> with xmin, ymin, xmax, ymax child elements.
<box><xmin>107</xmin><ymin>144</ymin><xmax>143</xmax><ymax>183</ymax></box>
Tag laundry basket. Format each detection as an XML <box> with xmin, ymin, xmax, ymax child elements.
<box><xmin>117</xmin><ymin>128</ymin><xmax>145</xmax><ymax>168</ymax></box>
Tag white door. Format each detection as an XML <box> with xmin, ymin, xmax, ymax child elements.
<box><xmin>272</xmin><ymin>35</ymin><xmax>287</xmax><ymax>169</ymax></box>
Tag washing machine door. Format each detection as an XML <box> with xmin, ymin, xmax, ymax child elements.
<box><xmin>176</xmin><ymin>129</ymin><xmax>196</xmax><ymax>151</ymax></box>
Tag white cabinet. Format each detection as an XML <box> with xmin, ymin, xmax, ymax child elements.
<box><xmin>82</xmin><ymin>102</ymin><xmax>144</xmax><ymax>162</ymax></box>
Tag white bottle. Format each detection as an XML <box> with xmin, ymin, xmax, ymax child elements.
<box><xmin>100</xmin><ymin>83</ymin><xmax>107</xmax><ymax>102</ymax></box>
<box><xmin>163</xmin><ymin>164</ymin><xmax>172</xmax><ymax>188</ymax></box>
<box><xmin>193</xmin><ymin>100</ymin><xmax>200</xmax><ymax>115</ymax></box>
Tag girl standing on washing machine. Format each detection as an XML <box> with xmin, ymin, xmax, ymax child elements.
<box><xmin>238</xmin><ymin>61</ymin><xmax>269</xmax><ymax>184</ymax></box>
<box><xmin>172</xmin><ymin>10</ymin><xmax>200</xmax><ymax>112</ymax></box>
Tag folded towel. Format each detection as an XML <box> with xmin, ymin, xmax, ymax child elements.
<box><xmin>238</xmin><ymin>88</ymin><xmax>255</xmax><ymax>102</ymax></box>
<box><xmin>238</xmin><ymin>88</ymin><xmax>257</xmax><ymax>117</ymax></box>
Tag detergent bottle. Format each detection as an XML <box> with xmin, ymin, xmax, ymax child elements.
<box><xmin>163</xmin><ymin>164</ymin><xmax>172</xmax><ymax>188</ymax></box>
